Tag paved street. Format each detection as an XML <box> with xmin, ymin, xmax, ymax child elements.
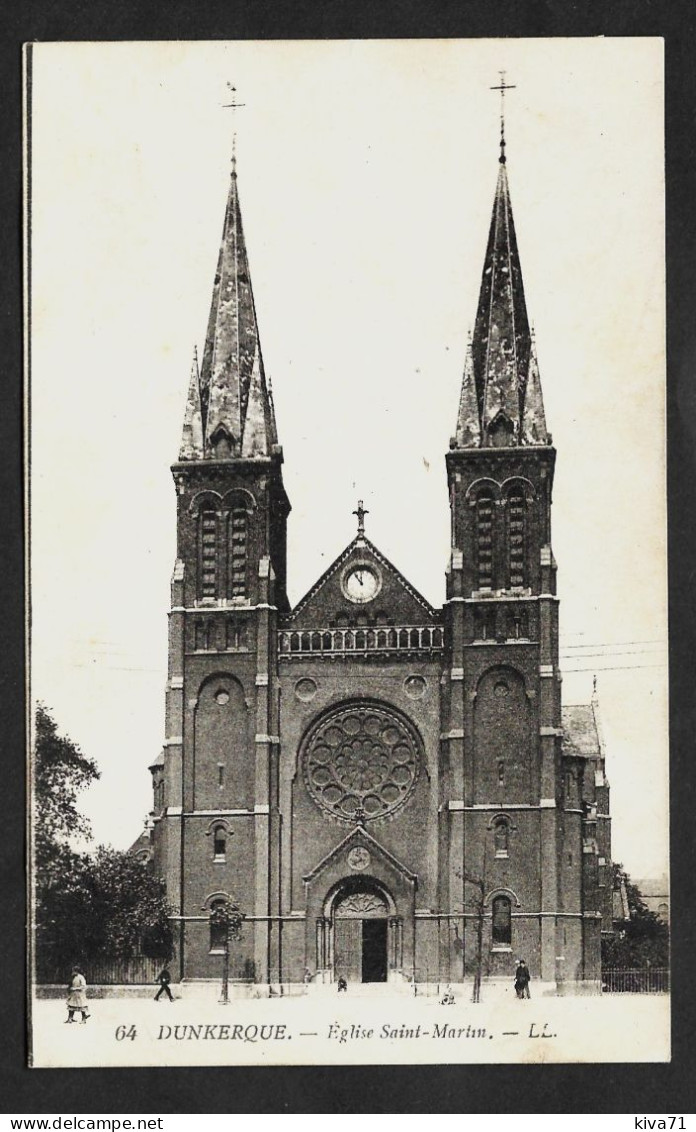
<box><xmin>31</xmin><ymin>986</ymin><xmax>670</xmax><ymax>1068</ymax></box>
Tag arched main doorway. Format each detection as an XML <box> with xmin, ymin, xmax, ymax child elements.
<box><xmin>330</xmin><ymin>880</ymin><xmax>390</xmax><ymax>983</ymax></box>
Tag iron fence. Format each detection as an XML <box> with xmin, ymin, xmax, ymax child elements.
<box><xmin>36</xmin><ymin>956</ymin><xmax>165</xmax><ymax>986</ymax></box>
<box><xmin>602</xmin><ymin>967</ymin><xmax>669</xmax><ymax>993</ymax></box>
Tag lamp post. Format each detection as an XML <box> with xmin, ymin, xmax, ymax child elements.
<box><xmin>209</xmin><ymin>899</ymin><xmax>245</xmax><ymax>1005</ymax></box>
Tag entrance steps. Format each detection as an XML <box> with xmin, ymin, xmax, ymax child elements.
<box><xmin>305</xmin><ymin>974</ymin><xmax>413</xmax><ymax>997</ymax></box>
<box><xmin>338</xmin><ymin>981</ymin><xmax>412</xmax><ymax>997</ymax></box>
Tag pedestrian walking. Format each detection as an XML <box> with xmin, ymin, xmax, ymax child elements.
<box><xmin>65</xmin><ymin>966</ymin><xmax>90</xmax><ymax>1023</ymax></box>
<box><xmin>514</xmin><ymin>959</ymin><xmax>531</xmax><ymax>999</ymax></box>
<box><xmin>337</xmin><ymin>975</ymin><xmax>348</xmax><ymax>993</ymax></box>
<box><xmin>154</xmin><ymin>966</ymin><xmax>174</xmax><ymax>1002</ymax></box>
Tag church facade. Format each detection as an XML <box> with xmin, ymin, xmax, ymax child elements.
<box><xmin>148</xmin><ymin>118</ymin><xmax>614</xmax><ymax>988</ymax></box>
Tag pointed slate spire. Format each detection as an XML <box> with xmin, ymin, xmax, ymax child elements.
<box><xmin>521</xmin><ymin>335</ymin><xmax>549</xmax><ymax>444</ymax></box>
<box><xmin>179</xmin><ymin>347</ymin><xmax>204</xmax><ymax>460</ymax></box>
<box><xmin>454</xmin><ymin>129</ymin><xmax>548</xmax><ymax>449</ymax></box>
<box><xmin>194</xmin><ymin>160</ymin><xmax>277</xmax><ymax>460</ymax></box>
<box><xmin>454</xmin><ymin>335</ymin><xmax>481</xmax><ymax>447</ymax></box>
<box><xmin>475</xmin><ymin>155</ymin><xmax>531</xmax><ymax>443</ymax></box>
<box><xmin>242</xmin><ymin>342</ymin><xmax>276</xmax><ymax>456</ymax></box>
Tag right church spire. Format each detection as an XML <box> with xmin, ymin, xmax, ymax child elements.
<box><xmin>454</xmin><ymin>96</ymin><xmax>549</xmax><ymax>449</ymax></box>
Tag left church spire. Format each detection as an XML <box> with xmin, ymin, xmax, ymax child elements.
<box><xmin>179</xmin><ymin>150</ymin><xmax>279</xmax><ymax>461</ymax></box>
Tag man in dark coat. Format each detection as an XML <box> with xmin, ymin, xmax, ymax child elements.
<box><xmin>154</xmin><ymin>966</ymin><xmax>174</xmax><ymax>1001</ymax></box>
<box><xmin>514</xmin><ymin>959</ymin><xmax>531</xmax><ymax>999</ymax></box>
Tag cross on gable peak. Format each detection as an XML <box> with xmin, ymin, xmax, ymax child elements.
<box><xmin>352</xmin><ymin>499</ymin><xmax>369</xmax><ymax>537</ymax></box>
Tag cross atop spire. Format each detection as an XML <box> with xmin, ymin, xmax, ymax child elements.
<box><xmin>452</xmin><ymin>82</ymin><xmax>549</xmax><ymax>451</ymax></box>
<box><xmin>177</xmin><ymin>113</ymin><xmax>279</xmax><ymax>463</ymax></box>
<box><xmin>490</xmin><ymin>71</ymin><xmax>516</xmax><ymax>164</ymax></box>
<box><xmin>222</xmin><ymin>83</ymin><xmax>246</xmax><ymax>174</ymax></box>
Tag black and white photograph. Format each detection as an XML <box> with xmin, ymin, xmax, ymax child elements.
<box><xmin>27</xmin><ymin>38</ymin><xmax>669</xmax><ymax>1067</ymax></box>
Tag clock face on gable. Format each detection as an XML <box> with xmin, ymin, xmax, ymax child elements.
<box><xmin>342</xmin><ymin>563</ymin><xmax>381</xmax><ymax>604</ymax></box>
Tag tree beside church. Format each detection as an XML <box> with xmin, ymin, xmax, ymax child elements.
<box><xmin>33</xmin><ymin>706</ymin><xmax>173</xmax><ymax>980</ymax></box>
<box><xmin>604</xmin><ymin>865</ymin><xmax>669</xmax><ymax>969</ymax></box>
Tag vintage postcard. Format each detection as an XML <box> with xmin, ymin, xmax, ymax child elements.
<box><xmin>27</xmin><ymin>38</ymin><xmax>669</xmax><ymax>1067</ymax></box>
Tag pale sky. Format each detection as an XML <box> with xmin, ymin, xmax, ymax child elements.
<box><xmin>29</xmin><ymin>39</ymin><xmax>667</xmax><ymax>880</ymax></box>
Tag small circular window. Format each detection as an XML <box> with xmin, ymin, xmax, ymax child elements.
<box><xmin>215</xmin><ymin>689</ymin><xmax>230</xmax><ymax>705</ymax></box>
<box><xmin>404</xmin><ymin>675</ymin><xmax>427</xmax><ymax>700</ymax></box>
<box><xmin>294</xmin><ymin>677</ymin><xmax>318</xmax><ymax>703</ymax></box>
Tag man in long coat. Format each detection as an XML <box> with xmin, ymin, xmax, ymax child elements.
<box><xmin>514</xmin><ymin>959</ymin><xmax>531</xmax><ymax>999</ymax></box>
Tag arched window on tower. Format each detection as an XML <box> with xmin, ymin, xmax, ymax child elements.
<box><xmin>199</xmin><ymin>505</ymin><xmax>218</xmax><ymax>600</ymax></box>
<box><xmin>228</xmin><ymin>508</ymin><xmax>248</xmax><ymax>599</ymax></box>
<box><xmin>506</xmin><ymin>486</ymin><xmax>527</xmax><ymax>589</ymax></box>
<box><xmin>493</xmin><ymin>817</ymin><xmax>510</xmax><ymax>858</ymax></box>
<box><xmin>212</xmin><ymin>825</ymin><xmax>227</xmax><ymax>862</ymax></box>
<box><xmin>226</xmin><ymin>617</ymin><xmax>241</xmax><ymax>650</ymax></box>
<box><xmin>209</xmin><ymin>898</ymin><xmax>227</xmax><ymax>953</ymax></box>
<box><xmin>491</xmin><ymin>895</ymin><xmax>512</xmax><ymax>948</ymax></box>
<box><xmin>475</xmin><ymin>489</ymin><xmax>495</xmax><ymax>590</ymax></box>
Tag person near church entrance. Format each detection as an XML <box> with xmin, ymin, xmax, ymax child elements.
<box><xmin>337</xmin><ymin>976</ymin><xmax>348</xmax><ymax>993</ymax></box>
<box><xmin>514</xmin><ymin>959</ymin><xmax>531</xmax><ymax>999</ymax></box>
<box><xmin>154</xmin><ymin>966</ymin><xmax>174</xmax><ymax>1001</ymax></box>
<box><xmin>65</xmin><ymin>966</ymin><xmax>90</xmax><ymax>1023</ymax></box>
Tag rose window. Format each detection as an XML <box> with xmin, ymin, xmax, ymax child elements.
<box><xmin>302</xmin><ymin>704</ymin><xmax>421</xmax><ymax>821</ymax></box>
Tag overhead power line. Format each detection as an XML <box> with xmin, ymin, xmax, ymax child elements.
<box><xmin>559</xmin><ymin>648</ymin><xmax>666</xmax><ymax>660</ymax></box>
<box><xmin>562</xmin><ymin>664</ymin><xmax>667</xmax><ymax>674</ymax></box>
<box><xmin>560</xmin><ymin>639</ymin><xmax>666</xmax><ymax>651</ymax></box>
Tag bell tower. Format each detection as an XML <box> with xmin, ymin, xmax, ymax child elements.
<box><xmin>441</xmin><ymin>90</ymin><xmax>562</xmax><ymax>982</ymax></box>
<box><xmin>153</xmin><ymin>139</ymin><xmax>290</xmax><ymax>982</ymax></box>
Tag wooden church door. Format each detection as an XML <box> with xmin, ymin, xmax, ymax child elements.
<box><xmin>333</xmin><ymin>888</ymin><xmax>389</xmax><ymax>983</ymax></box>
<box><xmin>334</xmin><ymin>918</ymin><xmax>362</xmax><ymax>983</ymax></box>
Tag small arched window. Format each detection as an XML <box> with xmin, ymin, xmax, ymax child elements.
<box><xmin>488</xmin><ymin>412</ymin><xmax>515</xmax><ymax>448</ymax></box>
<box><xmin>565</xmin><ymin>768</ymin><xmax>577</xmax><ymax>803</ymax></box>
<box><xmin>199</xmin><ymin>506</ymin><xmax>218</xmax><ymax>600</ymax></box>
<box><xmin>209</xmin><ymin>899</ymin><xmax>227</xmax><ymax>953</ymax></box>
<box><xmin>213</xmin><ymin>826</ymin><xmax>226</xmax><ymax>861</ymax></box>
<box><xmin>493</xmin><ymin>818</ymin><xmax>509</xmax><ymax>858</ymax></box>
<box><xmin>507</xmin><ymin>608</ymin><xmax>528</xmax><ymax>640</ymax></box>
<box><xmin>228</xmin><ymin>508</ymin><xmax>248</xmax><ymax>599</ymax></box>
<box><xmin>491</xmin><ymin>895</ymin><xmax>512</xmax><ymax>947</ymax></box>
<box><xmin>474</xmin><ymin>607</ymin><xmax>497</xmax><ymax>641</ymax></box>
<box><xmin>475</xmin><ymin>490</ymin><xmax>495</xmax><ymax>590</ymax></box>
<box><xmin>507</xmin><ymin>486</ymin><xmax>526</xmax><ymax>588</ymax></box>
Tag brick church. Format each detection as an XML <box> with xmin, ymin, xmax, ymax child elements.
<box><xmin>147</xmin><ymin>109</ymin><xmax>614</xmax><ymax>988</ymax></box>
